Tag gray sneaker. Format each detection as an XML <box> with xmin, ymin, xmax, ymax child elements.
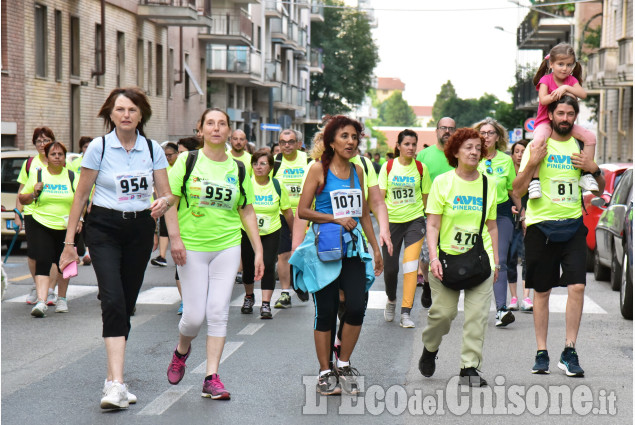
<box><xmin>31</xmin><ymin>300</ymin><xmax>48</xmax><ymax>318</ymax></box>
<box><xmin>336</xmin><ymin>365</ymin><xmax>360</xmax><ymax>395</ymax></box>
<box><xmin>46</xmin><ymin>291</ymin><xmax>57</xmax><ymax>306</ymax></box>
<box><xmin>400</xmin><ymin>312</ymin><xmax>415</xmax><ymax>328</ymax></box>
<box><xmin>384</xmin><ymin>301</ymin><xmax>396</xmax><ymax>322</ymax></box>
<box><xmin>26</xmin><ymin>286</ymin><xmax>37</xmax><ymax>305</ymax></box>
<box><xmin>55</xmin><ymin>297</ymin><xmax>69</xmax><ymax>313</ymax></box>
<box><xmin>316</xmin><ymin>370</ymin><xmax>341</xmax><ymax>396</ymax></box>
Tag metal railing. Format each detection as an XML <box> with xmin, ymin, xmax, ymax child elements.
<box><xmin>206</xmin><ymin>46</ymin><xmax>260</xmax><ymax>76</ymax></box>
<box><xmin>310</xmin><ymin>1</ymin><xmax>324</xmax><ymax>18</ymax></box>
<box><xmin>207</xmin><ymin>10</ymin><xmax>253</xmax><ymax>41</ymax></box>
<box><xmin>265</xmin><ymin>59</ymin><xmax>282</xmax><ymax>82</ymax></box>
<box><xmin>309</xmin><ymin>102</ymin><xmax>322</xmax><ymax>121</ymax></box>
<box><xmin>514</xmin><ymin>75</ymin><xmax>538</xmax><ymax>108</ymax></box>
<box><xmin>270</xmin><ymin>16</ymin><xmax>288</xmax><ymax>37</ymax></box>
<box><xmin>310</xmin><ymin>48</ymin><xmax>323</xmax><ymax>69</ymax></box>
<box><xmin>140</xmin><ymin>0</ymin><xmax>196</xmax><ymax>6</ymax></box>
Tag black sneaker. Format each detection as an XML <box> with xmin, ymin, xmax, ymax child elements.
<box><xmin>151</xmin><ymin>256</ymin><xmax>168</xmax><ymax>267</ymax></box>
<box><xmin>274</xmin><ymin>292</ymin><xmax>292</xmax><ymax>309</ymax></box>
<box><xmin>495</xmin><ymin>306</ymin><xmax>515</xmax><ymax>327</ymax></box>
<box><xmin>316</xmin><ymin>370</ymin><xmax>341</xmax><ymax>396</ymax></box>
<box><xmin>260</xmin><ymin>303</ymin><xmax>272</xmax><ymax>319</ymax></box>
<box><xmin>421</xmin><ymin>281</ymin><xmax>432</xmax><ymax>309</ymax></box>
<box><xmin>418</xmin><ymin>347</ymin><xmax>437</xmax><ymax>377</ymax></box>
<box><xmin>558</xmin><ymin>347</ymin><xmax>584</xmax><ymax>377</ymax></box>
<box><xmin>294</xmin><ymin>286</ymin><xmax>309</xmax><ymax>302</ymax></box>
<box><xmin>459</xmin><ymin>367</ymin><xmax>487</xmax><ymax>387</ymax></box>
<box><xmin>532</xmin><ymin>350</ymin><xmax>550</xmax><ymax>374</ymax></box>
<box><xmin>241</xmin><ymin>295</ymin><xmax>254</xmax><ymax>314</ymax></box>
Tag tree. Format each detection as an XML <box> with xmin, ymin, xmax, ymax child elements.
<box><xmin>429</xmin><ymin>80</ymin><xmax>458</xmax><ymax>126</ymax></box>
<box><xmin>310</xmin><ymin>0</ymin><xmax>379</xmax><ymax>114</ymax></box>
<box><xmin>377</xmin><ymin>91</ymin><xmax>417</xmax><ymax>127</ymax></box>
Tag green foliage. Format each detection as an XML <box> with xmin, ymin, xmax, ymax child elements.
<box><xmin>584</xmin><ymin>25</ymin><xmax>601</xmax><ymax>50</ymax></box>
<box><xmin>376</xmin><ymin>91</ymin><xmax>417</xmax><ymax>127</ymax></box>
<box><xmin>429</xmin><ymin>80</ymin><xmax>458</xmax><ymax>126</ymax></box>
<box><xmin>310</xmin><ymin>0</ymin><xmax>379</xmax><ymax>114</ymax></box>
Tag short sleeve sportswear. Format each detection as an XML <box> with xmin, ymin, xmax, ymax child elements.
<box><xmin>21</xmin><ymin>167</ymin><xmax>77</xmax><ymax>230</ymax></box>
<box><xmin>169</xmin><ymin>152</ymin><xmax>255</xmax><ymax>251</ymax></box>
<box><xmin>273</xmin><ymin>151</ymin><xmax>308</xmax><ymax>214</ymax></box>
<box><xmin>535</xmin><ymin>74</ymin><xmax>579</xmax><ymax>127</ymax></box>
<box><xmin>228</xmin><ymin>150</ymin><xmax>252</xmax><ymax>177</ymax></box>
<box><xmin>426</xmin><ymin>171</ymin><xmax>497</xmax><ymax>267</ymax></box>
<box><xmin>252</xmin><ymin>177</ymin><xmax>291</xmax><ymax>236</ymax></box>
<box><xmin>416</xmin><ymin>145</ymin><xmax>453</xmax><ymax>182</ymax></box>
<box><xmin>17</xmin><ymin>155</ymin><xmax>46</xmax><ymax>216</ymax></box>
<box><xmin>378</xmin><ymin>159</ymin><xmax>431</xmax><ymax>223</ymax></box>
<box><xmin>477</xmin><ymin>151</ymin><xmax>516</xmax><ymax>205</ymax></box>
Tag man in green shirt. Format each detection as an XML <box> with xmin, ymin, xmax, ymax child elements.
<box><xmin>228</xmin><ymin>129</ymin><xmax>252</xmax><ymax>176</ymax></box>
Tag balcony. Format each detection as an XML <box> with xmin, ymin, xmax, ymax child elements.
<box><xmin>272</xmin><ymin>84</ymin><xmax>305</xmax><ymax>110</ymax></box>
<box><xmin>309</xmin><ymin>48</ymin><xmax>323</xmax><ymax>74</ymax></box>
<box><xmin>138</xmin><ymin>0</ymin><xmax>212</xmax><ymax>26</ymax></box>
<box><xmin>270</xmin><ymin>16</ymin><xmax>290</xmax><ymax>45</ymax></box>
<box><xmin>305</xmin><ymin>101</ymin><xmax>323</xmax><ymax>124</ymax></box>
<box><xmin>514</xmin><ymin>75</ymin><xmax>539</xmax><ymax>111</ymax></box>
<box><xmin>264</xmin><ymin>0</ymin><xmax>284</xmax><ymax>18</ymax></box>
<box><xmin>310</xmin><ymin>1</ymin><xmax>324</xmax><ymax>22</ymax></box>
<box><xmin>516</xmin><ymin>10</ymin><xmax>573</xmax><ymax>52</ymax></box>
<box><xmin>206</xmin><ymin>46</ymin><xmax>262</xmax><ymax>84</ymax></box>
<box><xmin>199</xmin><ymin>9</ymin><xmax>253</xmax><ymax>45</ymax></box>
<box><xmin>617</xmin><ymin>38</ymin><xmax>633</xmax><ymax>84</ymax></box>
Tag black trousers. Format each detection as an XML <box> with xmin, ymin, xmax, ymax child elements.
<box><xmin>85</xmin><ymin>206</ymin><xmax>155</xmax><ymax>339</ymax></box>
<box><xmin>240</xmin><ymin>229</ymin><xmax>280</xmax><ymax>290</ymax></box>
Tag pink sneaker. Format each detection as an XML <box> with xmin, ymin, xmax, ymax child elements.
<box><xmin>167</xmin><ymin>345</ymin><xmax>191</xmax><ymax>385</ymax></box>
<box><xmin>508</xmin><ymin>297</ymin><xmax>519</xmax><ymax>311</ymax></box>
<box><xmin>202</xmin><ymin>374</ymin><xmax>230</xmax><ymax>400</ymax></box>
<box><xmin>521</xmin><ymin>297</ymin><xmax>534</xmax><ymax>312</ymax></box>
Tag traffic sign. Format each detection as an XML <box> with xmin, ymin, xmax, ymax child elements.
<box><xmin>260</xmin><ymin>123</ymin><xmax>282</xmax><ymax>131</ymax></box>
<box><xmin>524</xmin><ymin>117</ymin><xmax>536</xmax><ymax>132</ymax></box>
<box><xmin>511</xmin><ymin>128</ymin><xmax>523</xmax><ymax>142</ymax></box>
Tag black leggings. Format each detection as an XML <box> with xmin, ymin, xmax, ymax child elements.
<box><xmin>240</xmin><ymin>229</ymin><xmax>280</xmax><ymax>290</ymax></box>
<box><xmin>28</xmin><ymin>218</ymin><xmax>65</xmax><ymax>276</ymax></box>
<box><xmin>313</xmin><ymin>257</ymin><xmax>366</xmax><ymax>332</ymax></box>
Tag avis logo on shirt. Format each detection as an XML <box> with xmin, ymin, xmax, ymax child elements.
<box><xmin>452</xmin><ymin>195</ymin><xmax>483</xmax><ymax>211</ymax></box>
<box><xmin>44</xmin><ymin>184</ymin><xmax>69</xmax><ymax>193</ymax></box>
<box><xmin>283</xmin><ymin>168</ymin><xmax>304</xmax><ymax>177</ymax></box>
<box><xmin>392</xmin><ymin>176</ymin><xmax>415</xmax><ymax>184</ymax></box>
<box><xmin>547</xmin><ymin>154</ymin><xmax>576</xmax><ymax>170</ymax></box>
<box><xmin>255</xmin><ymin>195</ymin><xmax>273</xmax><ymax>202</ymax></box>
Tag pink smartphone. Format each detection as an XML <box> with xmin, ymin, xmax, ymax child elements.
<box><xmin>62</xmin><ymin>260</ymin><xmax>78</xmax><ymax>279</ymax></box>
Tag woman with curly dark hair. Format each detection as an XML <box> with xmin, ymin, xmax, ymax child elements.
<box><xmin>418</xmin><ymin>128</ymin><xmax>499</xmax><ymax>387</ymax></box>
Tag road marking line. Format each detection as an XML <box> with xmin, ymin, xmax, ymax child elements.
<box><xmin>137</xmin><ymin>385</ymin><xmax>193</xmax><ymax>416</ymax></box>
<box><xmin>5</xmin><ymin>285</ymin><xmax>98</xmax><ymax>303</ymax></box>
<box><xmin>238</xmin><ymin>323</ymin><xmax>264</xmax><ymax>335</ymax></box>
<box><xmin>9</xmin><ymin>274</ymin><xmax>31</xmax><ymax>282</ymax></box>
<box><xmin>191</xmin><ymin>341</ymin><xmax>244</xmax><ymax>374</ymax></box>
<box><xmin>135</xmin><ymin>287</ymin><xmax>181</xmax><ymax>305</ymax></box>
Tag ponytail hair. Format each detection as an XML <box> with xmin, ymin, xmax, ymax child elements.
<box><xmin>394</xmin><ymin>129</ymin><xmax>418</xmax><ymax>158</ymax></box>
<box><xmin>533</xmin><ymin>57</ymin><xmax>551</xmax><ymax>86</ymax></box>
<box><xmin>317</xmin><ymin>115</ymin><xmax>363</xmax><ymax>194</ymax></box>
<box><xmin>533</xmin><ymin>42</ymin><xmax>581</xmax><ymax>86</ymax></box>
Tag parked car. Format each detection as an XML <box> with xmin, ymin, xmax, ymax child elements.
<box><xmin>594</xmin><ymin>168</ymin><xmax>632</xmax><ymax>290</ymax></box>
<box><xmin>620</xmin><ymin>195</ymin><xmax>633</xmax><ymax>319</ymax></box>
<box><xmin>583</xmin><ymin>163</ymin><xmax>631</xmax><ymax>271</ymax></box>
<box><xmin>1</xmin><ymin>149</ymin><xmax>80</xmax><ymax>249</ymax></box>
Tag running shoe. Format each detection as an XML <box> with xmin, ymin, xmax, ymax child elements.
<box><xmin>46</xmin><ymin>291</ymin><xmax>57</xmax><ymax>306</ymax></box>
<box><xmin>294</xmin><ymin>286</ymin><xmax>309</xmax><ymax>302</ymax></box>
<box><xmin>177</xmin><ymin>302</ymin><xmax>183</xmax><ymax>315</ymax></box>
<box><xmin>421</xmin><ymin>281</ymin><xmax>432</xmax><ymax>308</ymax></box>
<box><xmin>103</xmin><ymin>380</ymin><xmax>136</xmax><ymax>404</ymax></box>
<box><xmin>384</xmin><ymin>301</ymin><xmax>396</xmax><ymax>322</ymax></box>
<box><xmin>274</xmin><ymin>292</ymin><xmax>291</xmax><ymax>309</ymax></box>
<box><xmin>151</xmin><ymin>256</ymin><xmax>168</xmax><ymax>267</ymax></box>
<box><xmin>495</xmin><ymin>307</ymin><xmax>515</xmax><ymax>327</ymax></box>
<box><xmin>55</xmin><ymin>297</ymin><xmax>68</xmax><ymax>313</ymax></box>
<box><xmin>336</xmin><ymin>365</ymin><xmax>360</xmax><ymax>395</ymax></box>
<box><xmin>241</xmin><ymin>295</ymin><xmax>255</xmax><ymax>314</ymax></box>
<box><xmin>30</xmin><ymin>300</ymin><xmax>47</xmax><ymax>318</ymax></box>
<box><xmin>400</xmin><ymin>312</ymin><xmax>415</xmax><ymax>328</ymax></box>
<box><xmin>201</xmin><ymin>374</ymin><xmax>230</xmax><ymax>400</ymax></box>
<box><xmin>26</xmin><ymin>286</ymin><xmax>37</xmax><ymax>305</ymax></box>
<box><xmin>521</xmin><ymin>297</ymin><xmax>534</xmax><ymax>312</ymax></box>
<box><xmin>167</xmin><ymin>345</ymin><xmax>191</xmax><ymax>385</ymax></box>
<box><xmin>528</xmin><ymin>179</ymin><xmax>542</xmax><ymax>199</ymax></box>
<box><xmin>558</xmin><ymin>347</ymin><xmax>584</xmax><ymax>377</ymax></box>
<box><xmin>260</xmin><ymin>303</ymin><xmax>272</xmax><ymax>319</ymax></box>
<box><xmin>579</xmin><ymin>174</ymin><xmax>599</xmax><ymax>192</ymax></box>
<box><xmin>459</xmin><ymin>367</ymin><xmax>488</xmax><ymax>387</ymax></box>
<box><xmin>82</xmin><ymin>254</ymin><xmax>92</xmax><ymax>266</ymax></box>
<box><xmin>418</xmin><ymin>347</ymin><xmax>438</xmax><ymax>378</ymax></box>
<box><xmin>508</xmin><ymin>297</ymin><xmax>519</xmax><ymax>311</ymax></box>
<box><xmin>532</xmin><ymin>350</ymin><xmax>550</xmax><ymax>374</ymax></box>
<box><xmin>316</xmin><ymin>370</ymin><xmax>341</xmax><ymax>396</ymax></box>
<box><xmin>100</xmin><ymin>380</ymin><xmax>129</xmax><ymax>409</ymax></box>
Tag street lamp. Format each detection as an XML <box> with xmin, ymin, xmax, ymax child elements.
<box><xmin>494</xmin><ymin>26</ymin><xmax>515</xmax><ymax>35</ymax></box>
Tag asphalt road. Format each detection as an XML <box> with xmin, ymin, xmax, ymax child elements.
<box><xmin>1</xmin><ymin>232</ymin><xmax>632</xmax><ymax>424</ymax></box>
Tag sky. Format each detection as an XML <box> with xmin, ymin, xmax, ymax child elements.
<box><xmin>368</xmin><ymin>0</ymin><xmax>540</xmax><ymax>107</ymax></box>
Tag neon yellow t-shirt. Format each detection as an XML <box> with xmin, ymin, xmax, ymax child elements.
<box><xmin>169</xmin><ymin>153</ymin><xmax>255</xmax><ymax>252</ymax></box>
<box><xmin>21</xmin><ymin>167</ymin><xmax>77</xmax><ymax>230</ymax></box>
<box><xmin>378</xmin><ymin>159</ymin><xmax>431</xmax><ymax>223</ymax></box>
<box><xmin>416</xmin><ymin>145</ymin><xmax>453</xmax><ymax>182</ymax></box>
<box><xmin>69</xmin><ymin>155</ymin><xmax>83</xmax><ymax>173</ymax></box>
<box><xmin>228</xmin><ymin>150</ymin><xmax>252</xmax><ymax>176</ymax></box>
<box><xmin>519</xmin><ymin>137</ymin><xmax>583</xmax><ymax>226</ymax></box>
<box><xmin>252</xmin><ymin>177</ymin><xmax>291</xmax><ymax>236</ymax></box>
<box><xmin>17</xmin><ymin>155</ymin><xmax>46</xmax><ymax>216</ymax></box>
<box><xmin>273</xmin><ymin>150</ymin><xmax>308</xmax><ymax>214</ymax></box>
<box><xmin>477</xmin><ymin>151</ymin><xmax>516</xmax><ymax>204</ymax></box>
<box><xmin>426</xmin><ymin>171</ymin><xmax>497</xmax><ymax>267</ymax></box>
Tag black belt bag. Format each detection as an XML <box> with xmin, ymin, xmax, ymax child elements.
<box><xmin>439</xmin><ymin>175</ymin><xmax>492</xmax><ymax>291</ymax></box>
<box><xmin>535</xmin><ymin>216</ymin><xmax>583</xmax><ymax>243</ymax></box>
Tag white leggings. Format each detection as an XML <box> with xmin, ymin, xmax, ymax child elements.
<box><xmin>177</xmin><ymin>246</ymin><xmax>241</xmax><ymax>338</ymax></box>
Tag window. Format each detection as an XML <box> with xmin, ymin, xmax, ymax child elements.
<box><xmin>200</xmin><ymin>57</ymin><xmax>205</xmax><ymax>103</ymax></box>
<box><xmin>35</xmin><ymin>3</ymin><xmax>48</xmax><ymax>77</ymax></box>
<box><xmin>137</xmin><ymin>39</ymin><xmax>144</xmax><ymax>88</ymax></box>
<box><xmin>70</xmin><ymin>16</ymin><xmax>80</xmax><ymax>78</ymax></box>
<box><xmin>54</xmin><ymin>10</ymin><xmax>62</xmax><ymax>80</ymax></box>
<box><xmin>156</xmin><ymin>44</ymin><xmax>163</xmax><ymax>96</ymax></box>
<box><xmin>167</xmin><ymin>47</ymin><xmax>174</xmax><ymax>98</ymax></box>
<box><xmin>147</xmin><ymin>41</ymin><xmax>153</xmax><ymax>94</ymax></box>
<box><xmin>1</xmin><ymin>2</ymin><xmax>8</xmax><ymax>70</ymax></box>
<box><xmin>116</xmin><ymin>31</ymin><xmax>125</xmax><ymax>87</ymax></box>
<box><xmin>94</xmin><ymin>23</ymin><xmax>103</xmax><ymax>85</ymax></box>
<box><xmin>184</xmin><ymin>53</ymin><xmax>190</xmax><ymax>99</ymax></box>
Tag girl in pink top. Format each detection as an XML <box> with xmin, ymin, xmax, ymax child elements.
<box><xmin>528</xmin><ymin>43</ymin><xmax>597</xmax><ymax>199</ymax></box>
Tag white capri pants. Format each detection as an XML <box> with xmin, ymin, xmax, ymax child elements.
<box><xmin>177</xmin><ymin>245</ymin><xmax>241</xmax><ymax>338</ymax></box>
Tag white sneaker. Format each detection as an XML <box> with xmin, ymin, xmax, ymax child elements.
<box><xmin>528</xmin><ymin>179</ymin><xmax>542</xmax><ymax>199</ymax></box>
<box><xmin>31</xmin><ymin>301</ymin><xmax>48</xmax><ymax>318</ymax></box>
<box><xmin>399</xmin><ymin>312</ymin><xmax>415</xmax><ymax>328</ymax></box>
<box><xmin>384</xmin><ymin>301</ymin><xmax>396</xmax><ymax>322</ymax></box>
<box><xmin>521</xmin><ymin>297</ymin><xmax>534</xmax><ymax>312</ymax></box>
<box><xmin>26</xmin><ymin>286</ymin><xmax>37</xmax><ymax>305</ymax></box>
<box><xmin>508</xmin><ymin>297</ymin><xmax>519</xmax><ymax>311</ymax></box>
<box><xmin>579</xmin><ymin>174</ymin><xmax>599</xmax><ymax>191</ymax></box>
<box><xmin>495</xmin><ymin>308</ymin><xmax>515</xmax><ymax>327</ymax></box>
<box><xmin>55</xmin><ymin>297</ymin><xmax>68</xmax><ymax>313</ymax></box>
<box><xmin>100</xmin><ymin>381</ymin><xmax>129</xmax><ymax>409</ymax></box>
<box><xmin>103</xmin><ymin>380</ymin><xmax>136</xmax><ymax>404</ymax></box>
<box><xmin>46</xmin><ymin>291</ymin><xmax>57</xmax><ymax>306</ymax></box>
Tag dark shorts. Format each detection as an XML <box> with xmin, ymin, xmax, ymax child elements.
<box><xmin>524</xmin><ymin>223</ymin><xmax>587</xmax><ymax>292</ymax></box>
<box><xmin>158</xmin><ymin>216</ymin><xmax>168</xmax><ymax>237</ymax></box>
<box><xmin>24</xmin><ymin>214</ymin><xmax>37</xmax><ymax>259</ymax></box>
<box><xmin>278</xmin><ymin>215</ymin><xmax>292</xmax><ymax>254</ymax></box>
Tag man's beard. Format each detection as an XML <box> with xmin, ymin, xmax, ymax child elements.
<box><xmin>552</xmin><ymin>121</ymin><xmax>572</xmax><ymax>136</ymax></box>
<box><xmin>438</xmin><ymin>135</ymin><xmax>449</xmax><ymax>146</ymax></box>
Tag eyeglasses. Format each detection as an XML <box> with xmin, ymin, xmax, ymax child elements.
<box><xmin>35</xmin><ymin>139</ymin><xmax>52</xmax><ymax>146</ymax></box>
<box><xmin>279</xmin><ymin>140</ymin><xmax>297</xmax><ymax>146</ymax></box>
<box><xmin>437</xmin><ymin>126</ymin><xmax>456</xmax><ymax>133</ymax></box>
<box><xmin>165</xmin><ymin>153</ymin><xmax>178</xmax><ymax>158</ymax></box>
<box><xmin>485</xmin><ymin>159</ymin><xmax>493</xmax><ymax>174</ymax></box>
<box><xmin>480</xmin><ymin>131</ymin><xmax>497</xmax><ymax>137</ymax></box>
<box><xmin>253</xmin><ymin>161</ymin><xmax>270</xmax><ymax>168</ymax></box>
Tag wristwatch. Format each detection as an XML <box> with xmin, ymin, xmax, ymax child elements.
<box><xmin>494</xmin><ymin>265</ymin><xmax>502</xmax><ymax>270</ymax></box>
<box><xmin>592</xmin><ymin>168</ymin><xmax>602</xmax><ymax>178</ymax></box>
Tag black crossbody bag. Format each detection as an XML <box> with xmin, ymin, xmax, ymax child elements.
<box><xmin>438</xmin><ymin>175</ymin><xmax>492</xmax><ymax>290</ymax></box>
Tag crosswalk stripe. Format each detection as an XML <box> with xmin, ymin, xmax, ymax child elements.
<box><xmin>191</xmin><ymin>341</ymin><xmax>244</xmax><ymax>374</ymax></box>
<box><xmin>5</xmin><ymin>285</ymin><xmax>98</xmax><ymax>303</ymax></box>
<box><xmin>135</xmin><ymin>287</ymin><xmax>181</xmax><ymax>305</ymax></box>
<box><xmin>238</xmin><ymin>323</ymin><xmax>264</xmax><ymax>335</ymax></box>
<box><xmin>137</xmin><ymin>385</ymin><xmax>193</xmax><ymax>416</ymax></box>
